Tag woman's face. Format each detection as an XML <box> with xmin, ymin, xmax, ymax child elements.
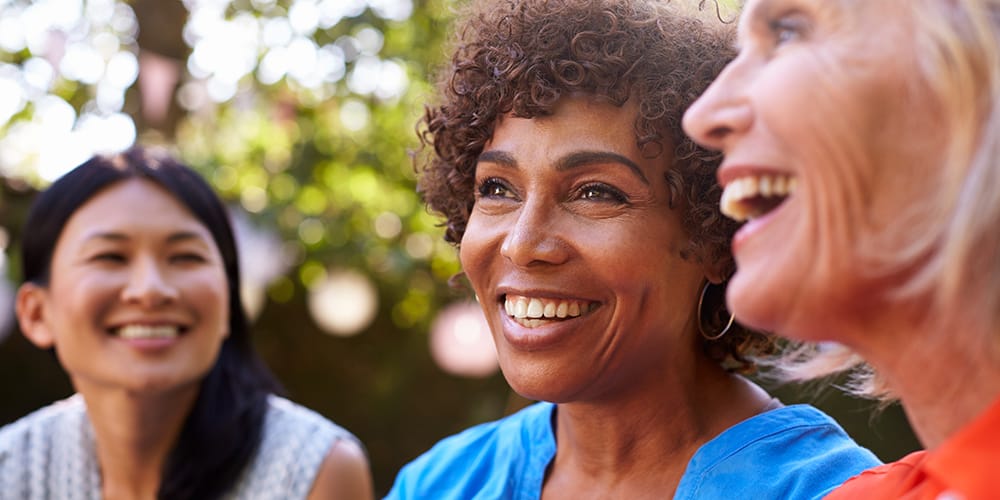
<box><xmin>21</xmin><ymin>178</ymin><xmax>230</xmax><ymax>396</ymax></box>
<box><xmin>682</xmin><ymin>0</ymin><xmax>945</xmax><ymax>341</ymax></box>
<box><xmin>460</xmin><ymin>95</ymin><xmax>709</xmax><ymax>403</ymax></box>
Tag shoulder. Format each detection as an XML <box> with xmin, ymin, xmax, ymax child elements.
<box><xmin>675</xmin><ymin>404</ymin><xmax>882</xmax><ymax>500</ymax></box>
<box><xmin>386</xmin><ymin>402</ymin><xmax>556</xmax><ymax>500</ymax></box>
<box><xmin>263</xmin><ymin>395</ymin><xmax>355</xmax><ymax>440</ymax></box>
<box><xmin>0</xmin><ymin>395</ymin><xmax>86</xmax><ymax>457</ymax></box>
<box><xmin>824</xmin><ymin>452</ymin><xmax>926</xmax><ymax>500</ymax></box>
<box><xmin>231</xmin><ymin>396</ymin><xmax>364</xmax><ymax>499</ymax></box>
<box><xmin>831</xmin><ymin>397</ymin><xmax>1000</xmax><ymax>500</ymax></box>
<box><xmin>0</xmin><ymin>395</ymin><xmax>92</xmax><ymax>498</ymax></box>
<box><xmin>306</xmin><ymin>438</ymin><xmax>373</xmax><ymax>500</ymax></box>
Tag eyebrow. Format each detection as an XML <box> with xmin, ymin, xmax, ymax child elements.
<box><xmin>477</xmin><ymin>150</ymin><xmax>649</xmax><ymax>185</ymax></box>
<box><xmin>737</xmin><ymin>0</ymin><xmax>769</xmax><ymax>45</ymax></box>
<box><xmin>81</xmin><ymin>231</ymin><xmax>209</xmax><ymax>244</ymax></box>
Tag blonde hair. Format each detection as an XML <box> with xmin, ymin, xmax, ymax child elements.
<box><xmin>773</xmin><ymin>0</ymin><xmax>1000</xmax><ymax>399</ymax></box>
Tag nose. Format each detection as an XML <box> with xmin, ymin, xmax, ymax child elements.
<box><xmin>682</xmin><ymin>60</ymin><xmax>753</xmax><ymax>152</ymax></box>
<box><xmin>121</xmin><ymin>256</ymin><xmax>179</xmax><ymax>307</ymax></box>
<box><xmin>500</xmin><ymin>199</ymin><xmax>570</xmax><ymax>268</ymax></box>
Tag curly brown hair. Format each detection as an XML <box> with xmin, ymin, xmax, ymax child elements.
<box><xmin>417</xmin><ymin>0</ymin><xmax>773</xmax><ymax>372</ymax></box>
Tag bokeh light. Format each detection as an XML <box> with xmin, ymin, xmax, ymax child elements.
<box><xmin>232</xmin><ymin>210</ymin><xmax>289</xmax><ymax>320</ymax></box>
<box><xmin>0</xmin><ymin>0</ymin><xmax>139</xmax><ymax>184</ymax></box>
<box><xmin>429</xmin><ymin>301</ymin><xmax>499</xmax><ymax>378</ymax></box>
<box><xmin>307</xmin><ymin>268</ymin><xmax>379</xmax><ymax>337</ymax></box>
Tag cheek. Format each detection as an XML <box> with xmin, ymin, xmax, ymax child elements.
<box><xmin>764</xmin><ymin>62</ymin><xmax>896</xmax><ymax>258</ymax></box>
<box><xmin>189</xmin><ymin>270</ymin><xmax>231</xmax><ymax>335</ymax></box>
<box><xmin>51</xmin><ymin>278</ymin><xmax>113</xmax><ymax>331</ymax></box>
<box><xmin>458</xmin><ymin>215</ymin><xmax>494</xmax><ymax>286</ymax></box>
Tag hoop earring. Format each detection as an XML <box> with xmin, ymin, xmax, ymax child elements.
<box><xmin>697</xmin><ymin>282</ymin><xmax>734</xmax><ymax>341</ymax></box>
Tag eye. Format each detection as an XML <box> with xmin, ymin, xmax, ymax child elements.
<box><xmin>769</xmin><ymin>14</ymin><xmax>807</xmax><ymax>46</ymax></box>
<box><xmin>91</xmin><ymin>252</ymin><xmax>126</xmax><ymax>263</ymax></box>
<box><xmin>578</xmin><ymin>183</ymin><xmax>627</xmax><ymax>203</ymax></box>
<box><xmin>476</xmin><ymin>177</ymin><xmax>515</xmax><ymax>199</ymax></box>
<box><xmin>170</xmin><ymin>253</ymin><xmax>207</xmax><ymax>264</ymax></box>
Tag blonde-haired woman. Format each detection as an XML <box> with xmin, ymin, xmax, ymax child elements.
<box><xmin>683</xmin><ymin>0</ymin><xmax>1000</xmax><ymax>497</ymax></box>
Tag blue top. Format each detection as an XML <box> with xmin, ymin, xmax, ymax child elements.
<box><xmin>387</xmin><ymin>402</ymin><xmax>880</xmax><ymax>500</ymax></box>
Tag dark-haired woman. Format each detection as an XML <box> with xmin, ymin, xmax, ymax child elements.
<box><xmin>0</xmin><ymin>148</ymin><xmax>373</xmax><ymax>500</ymax></box>
<box><xmin>387</xmin><ymin>0</ymin><xmax>879</xmax><ymax>498</ymax></box>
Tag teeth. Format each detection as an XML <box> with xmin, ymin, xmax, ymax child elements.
<box><xmin>720</xmin><ymin>173</ymin><xmax>797</xmax><ymax>222</ymax></box>
<box><xmin>504</xmin><ymin>295</ymin><xmax>595</xmax><ymax>320</ymax></box>
<box><xmin>117</xmin><ymin>325</ymin><xmax>179</xmax><ymax>340</ymax></box>
<box><xmin>513</xmin><ymin>298</ymin><xmax>528</xmax><ymax>318</ymax></box>
<box><xmin>526</xmin><ymin>298</ymin><xmax>544</xmax><ymax>318</ymax></box>
<box><xmin>543</xmin><ymin>301</ymin><xmax>556</xmax><ymax>318</ymax></box>
<box><xmin>556</xmin><ymin>302</ymin><xmax>568</xmax><ymax>318</ymax></box>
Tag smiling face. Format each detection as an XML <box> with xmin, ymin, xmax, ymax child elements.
<box><xmin>460</xmin><ymin>95</ymin><xmax>709</xmax><ymax>403</ymax></box>
<box><xmin>682</xmin><ymin>0</ymin><xmax>947</xmax><ymax>342</ymax></box>
<box><xmin>18</xmin><ymin>178</ymin><xmax>230</xmax><ymax>396</ymax></box>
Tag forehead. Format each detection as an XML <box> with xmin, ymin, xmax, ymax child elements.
<box><xmin>489</xmin><ymin>96</ymin><xmax>642</xmax><ymax>151</ymax></box>
<box><xmin>739</xmin><ymin>0</ymin><xmax>881</xmax><ymax>36</ymax></box>
<box><xmin>58</xmin><ymin>178</ymin><xmax>211</xmax><ymax>243</ymax></box>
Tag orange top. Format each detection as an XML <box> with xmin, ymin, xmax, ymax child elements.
<box><xmin>825</xmin><ymin>395</ymin><xmax>1000</xmax><ymax>500</ymax></box>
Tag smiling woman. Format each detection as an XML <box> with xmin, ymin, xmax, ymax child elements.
<box><xmin>683</xmin><ymin>0</ymin><xmax>1000</xmax><ymax>497</ymax></box>
<box><xmin>385</xmin><ymin>0</ymin><xmax>880</xmax><ymax>498</ymax></box>
<box><xmin>0</xmin><ymin>148</ymin><xmax>373</xmax><ymax>500</ymax></box>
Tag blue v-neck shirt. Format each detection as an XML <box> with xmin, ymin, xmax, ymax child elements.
<box><xmin>386</xmin><ymin>402</ymin><xmax>880</xmax><ymax>499</ymax></box>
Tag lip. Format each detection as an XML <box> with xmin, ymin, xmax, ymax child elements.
<box><xmin>114</xmin><ymin>336</ymin><xmax>181</xmax><ymax>352</ymax></box>
<box><xmin>498</xmin><ymin>306</ymin><xmax>586</xmax><ymax>352</ymax></box>
<box><xmin>494</xmin><ymin>287</ymin><xmax>600</xmax><ymax>352</ymax></box>
<box><xmin>731</xmin><ymin>202</ymin><xmax>785</xmax><ymax>253</ymax></box>
<box><xmin>105</xmin><ymin>319</ymin><xmax>190</xmax><ymax>352</ymax></box>
<box><xmin>717</xmin><ymin>163</ymin><xmax>793</xmax><ymax>188</ymax></box>
<box><xmin>717</xmin><ymin>163</ymin><xmax>797</xmax><ymax>253</ymax></box>
<box><xmin>106</xmin><ymin>318</ymin><xmax>191</xmax><ymax>331</ymax></box>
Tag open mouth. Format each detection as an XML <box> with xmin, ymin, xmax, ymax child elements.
<box><xmin>110</xmin><ymin>325</ymin><xmax>186</xmax><ymax>340</ymax></box>
<box><xmin>720</xmin><ymin>173</ymin><xmax>797</xmax><ymax>222</ymax></box>
<box><xmin>503</xmin><ymin>294</ymin><xmax>599</xmax><ymax>328</ymax></box>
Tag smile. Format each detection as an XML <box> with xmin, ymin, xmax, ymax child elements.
<box><xmin>721</xmin><ymin>173</ymin><xmax>797</xmax><ymax>222</ymax></box>
<box><xmin>113</xmin><ymin>324</ymin><xmax>182</xmax><ymax>340</ymax></box>
<box><xmin>504</xmin><ymin>294</ymin><xmax>598</xmax><ymax>327</ymax></box>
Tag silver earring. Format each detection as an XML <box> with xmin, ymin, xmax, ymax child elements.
<box><xmin>697</xmin><ymin>282</ymin><xmax>734</xmax><ymax>341</ymax></box>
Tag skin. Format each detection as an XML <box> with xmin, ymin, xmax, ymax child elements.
<box><xmin>16</xmin><ymin>178</ymin><xmax>373</xmax><ymax>499</ymax></box>
<box><xmin>682</xmin><ymin>0</ymin><xmax>1000</xmax><ymax>447</ymax></box>
<box><xmin>461</xmin><ymin>95</ymin><xmax>775</xmax><ymax>498</ymax></box>
<box><xmin>308</xmin><ymin>439</ymin><xmax>375</xmax><ymax>500</ymax></box>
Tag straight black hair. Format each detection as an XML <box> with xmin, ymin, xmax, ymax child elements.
<box><xmin>20</xmin><ymin>146</ymin><xmax>282</xmax><ymax>500</ymax></box>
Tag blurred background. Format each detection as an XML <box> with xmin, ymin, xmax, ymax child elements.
<box><xmin>0</xmin><ymin>0</ymin><xmax>919</xmax><ymax>495</ymax></box>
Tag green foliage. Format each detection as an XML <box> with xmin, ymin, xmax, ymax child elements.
<box><xmin>0</xmin><ymin>0</ymin><xmax>924</xmax><ymax>494</ymax></box>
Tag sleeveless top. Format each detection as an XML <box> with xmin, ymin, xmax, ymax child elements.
<box><xmin>0</xmin><ymin>394</ymin><xmax>358</xmax><ymax>500</ymax></box>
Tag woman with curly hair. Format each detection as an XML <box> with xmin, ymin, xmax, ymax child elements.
<box><xmin>387</xmin><ymin>0</ymin><xmax>879</xmax><ymax>498</ymax></box>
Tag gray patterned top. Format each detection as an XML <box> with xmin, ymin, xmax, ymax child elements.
<box><xmin>0</xmin><ymin>394</ymin><xmax>357</xmax><ymax>500</ymax></box>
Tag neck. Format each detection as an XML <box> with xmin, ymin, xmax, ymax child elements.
<box><xmin>846</xmin><ymin>314</ymin><xmax>1000</xmax><ymax>448</ymax></box>
<box><xmin>544</xmin><ymin>352</ymin><xmax>774</xmax><ymax>497</ymax></box>
<box><xmin>76</xmin><ymin>383</ymin><xmax>200</xmax><ymax>500</ymax></box>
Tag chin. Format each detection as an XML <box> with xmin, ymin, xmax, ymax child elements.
<box><xmin>499</xmin><ymin>363</ymin><xmax>575</xmax><ymax>404</ymax></box>
<box><xmin>727</xmin><ymin>268</ymin><xmax>785</xmax><ymax>330</ymax></box>
<box><xmin>731</xmin><ymin>269</ymin><xmax>863</xmax><ymax>344</ymax></box>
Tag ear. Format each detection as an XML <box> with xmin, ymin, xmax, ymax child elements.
<box><xmin>701</xmin><ymin>260</ymin><xmax>727</xmax><ymax>285</ymax></box>
<box><xmin>16</xmin><ymin>283</ymin><xmax>56</xmax><ymax>349</ymax></box>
